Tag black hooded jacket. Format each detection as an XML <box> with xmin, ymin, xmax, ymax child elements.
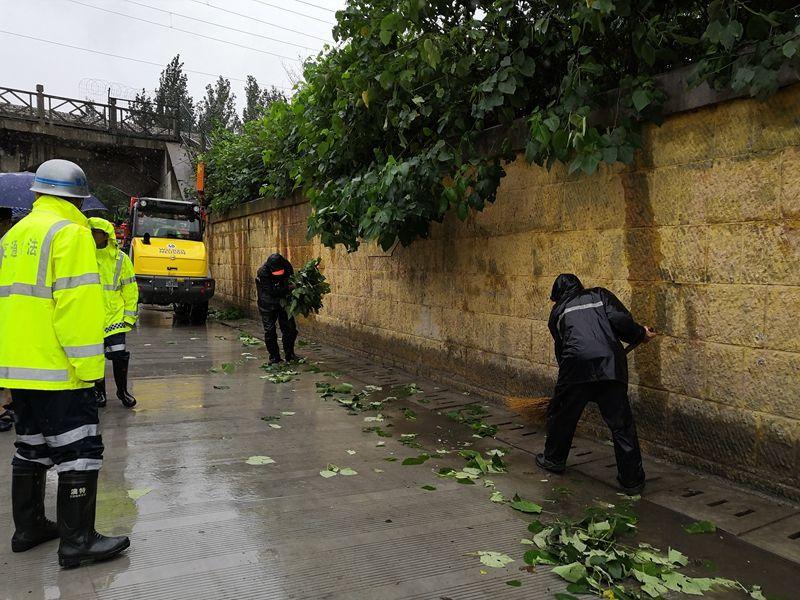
<box><xmin>255</xmin><ymin>253</ymin><xmax>294</xmax><ymax>309</ymax></box>
<box><xmin>548</xmin><ymin>274</ymin><xmax>645</xmax><ymax>386</ymax></box>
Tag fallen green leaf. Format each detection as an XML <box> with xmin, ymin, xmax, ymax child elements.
<box><xmin>683</xmin><ymin>520</ymin><xmax>716</xmax><ymax>534</ymax></box>
<box><xmin>127</xmin><ymin>487</ymin><xmax>152</xmax><ymax>500</ymax></box>
<box><xmin>402</xmin><ymin>453</ymin><xmax>430</xmax><ymax>466</ymax></box>
<box><xmin>472</xmin><ymin>551</ymin><xmax>515</xmax><ymax>568</ymax></box>
<box><xmin>509</xmin><ymin>494</ymin><xmax>543</xmax><ymax>514</ymax></box>
<box><xmin>552</xmin><ymin>562</ymin><xmax>587</xmax><ymax>583</ymax></box>
<box><xmin>246</xmin><ymin>456</ymin><xmax>275</xmax><ymax>465</ymax></box>
<box><xmin>505</xmin><ymin>580</ymin><xmax>522</xmax><ymax>587</ymax></box>
<box><xmin>421</xmin><ymin>485</ymin><xmax>436</xmax><ymax>491</ymax></box>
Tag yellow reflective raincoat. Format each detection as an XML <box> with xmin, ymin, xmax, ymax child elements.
<box><xmin>88</xmin><ymin>218</ymin><xmax>138</xmax><ymax>335</ymax></box>
<box><xmin>0</xmin><ymin>195</ymin><xmax>105</xmax><ymax>390</ymax></box>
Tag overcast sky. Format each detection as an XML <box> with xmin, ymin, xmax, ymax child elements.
<box><xmin>0</xmin><ymin>0</ymin><xmax>347</xmax><ymax>111</ymax></box>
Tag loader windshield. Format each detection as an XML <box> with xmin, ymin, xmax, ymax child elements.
<box><xmin>134</xmin><ymin>208</ymin><xmax>202</xmax><ymax>241</ymax></box>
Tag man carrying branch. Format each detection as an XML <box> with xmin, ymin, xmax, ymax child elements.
<box><xmin>255</xmin><ymin>253</ymin><xmax>299</xmax><ymax>365</ymax></box>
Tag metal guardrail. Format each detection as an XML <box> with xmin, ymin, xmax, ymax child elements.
<box><xmin>0</xmin><ymin>83</ymin><xmax>181</xmax><ymax>141</ymax></box>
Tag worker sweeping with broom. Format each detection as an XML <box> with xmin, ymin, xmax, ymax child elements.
<box><xmin>536</xmin><ymin>274</ymin><xmax>656</xmax><ymax>495</ymax></box>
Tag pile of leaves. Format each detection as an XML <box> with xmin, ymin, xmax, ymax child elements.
<box><xmin>260</xmin><ymin>362</ymin><xmax>299</xmax><ymax>383</ymax></box>
<box><xmin>524</xmin><ymin>505</ymin><xmax>765</xmax><ymax>600</ymax></box>
<box><xmin>239</xmin><ymin>333</ymin><xmax>262</xmax><ymax>347</ymax></box>
<box><xmin>447</xmin><ymin>404</ymin><xmax>498</xmax><ymax>437</ymax></box>
<box><xmin>282</xmin><ymin>258</ymin><xmax>331</xmax><ymax>319</ymax></box>
<box><xmin>210</xmin><ymin>307</ymin><xmax>245</xmax><ymax>321</ymax></box>
<box><xmin>316</xmin><ymin>381</ymin><xmax>355</xmax><ymax>397</ymax></box>
<box><xmin>438</xmin><ymin>449</ymin><xmax>507</xmax><ymax>484</ymax></box>
<box><xmin>203</xmin><ymin>1</ymin><xmax>799</xmax><ymax>252</ymax></box>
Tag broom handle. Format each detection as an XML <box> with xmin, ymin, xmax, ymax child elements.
<box><xmin>625</xmin><ymin>338</ymin><xmax>643</xmax><ymax>355</ymax></box>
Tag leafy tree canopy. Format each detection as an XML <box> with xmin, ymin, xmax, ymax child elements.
<box><xmin>198</xmin><ymin>76</ymin><xmax>241</xmax><ymax>134</ymax></box>
<box><xmin>243</xmin><ymin>75</ymin><xmax>287</xmax><ymax>123</ymax></box>
<box><xmin>154</xmin><ymin>54</ymin><xmax>195</xmax><ymax>131</ymax></box>
<box><xmin>202</xmin><ymin>0</ymin><xmax>800</xmax><ymax>251</ymax></box>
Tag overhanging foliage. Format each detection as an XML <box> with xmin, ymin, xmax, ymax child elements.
<box><xmin>203</xmin><ymin>0</ymin><xmax>799</xmax><ymax>251</ymax></box>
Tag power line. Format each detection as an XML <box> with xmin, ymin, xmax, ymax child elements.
<box><xmin>292</xmin><ymin>0</ymin><xmax>337</xmax><ymax>12</ymax></box>
<box><xmin>66</xmin><ymin>0</ymin><xmax>303</xmax><ymax>62</ymax></box>
<box><xmin>184</xmin><ymin>0</ymin><xmax>330</xmax><ymax>43</ymax></box>
<box><xmin>246</xmin><ymin>0</ymin><xmax>334</xmax><ymax>24</ymax></box>
<box><xmin>120</xmin><ymin>0</ymin><xmax>318</xmax><ymax>52</ymax></box>
<box><xmin>0</xmin><ymin>29</ymin><xmax>294</xmax><ymax>90</ymax></box>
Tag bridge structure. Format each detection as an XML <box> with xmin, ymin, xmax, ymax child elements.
<box><xmin>0</xmin><ymin>83</ymin><xmax>196</xmax><ymax>211</ymax></box>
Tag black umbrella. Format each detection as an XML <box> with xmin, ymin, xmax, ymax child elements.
<box><xmin>0</xmin><ymin>172</ymin><xmax>107</xmax><ymax>217</ymax></box>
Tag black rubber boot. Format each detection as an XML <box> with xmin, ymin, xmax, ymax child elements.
<box><xmin>618</xmin><ymin>476</ymin><xmax>646</xmax><ymax>496</ymax></box>
<box><xmin>57</xmin><ymin>470</ymin><xmax>130</xmax><ymax>568</ymax></box>
<box><xmin>94</xmin><ymin>379</ymin><xmax>107</xmax><ymax>408</ymax></box>
<box><xmin>11</xmin><ymin>466</ymin><xmax>59</xmax><ymax>552</ymax></box>
<box><xmin>112</xmin><ymin>358</ymin><xmax>136</xmax><ymax>408</ymax></box>
<box><xmin>535</xmin><ymin>453</ymin><xmax>566</xmax><ymax>474</ymax></box>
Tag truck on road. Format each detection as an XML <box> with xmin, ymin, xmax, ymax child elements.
<box><xmin>123</xmin><ymin>196</ymin><xmax>215</xmax><ymax>324</ymax></box>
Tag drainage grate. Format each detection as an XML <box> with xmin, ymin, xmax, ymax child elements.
<box><xmin>651</xmin><ymin>486</ymin><xmax>799</xmax><ymax>537</ymax></box>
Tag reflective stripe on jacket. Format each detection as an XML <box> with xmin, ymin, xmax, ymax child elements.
<box><xmin>88</xmin><ymin>217</ymin><xmax>138</xmax><ymax>335</ymax></box>
<box><xmin>548</xmin><ymin>286</ymin><xmax>645</xmax><ymax>386</ymax></box>
<box><xmin>0</xmin><ymin>195</ymin><xmax>105</xmax><ymax>390</ymax></box>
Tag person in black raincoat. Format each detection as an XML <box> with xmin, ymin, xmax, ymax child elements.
<box><xmin>536</xmin><ymin>274</ymin><xmax>656</xmax><ymax>494</ymax></box>
<box><xmin>255</xmin><ymin>253</ymin><xmax>299</xmax><ymax>364</ymax></box>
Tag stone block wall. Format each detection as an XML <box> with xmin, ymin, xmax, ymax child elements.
<box><xmin>208</xmin><ymin>84</ymin><xmax>800</xmax><ymax>499</ymax></box>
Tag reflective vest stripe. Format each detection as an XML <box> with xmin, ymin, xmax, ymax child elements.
<box><xmin>44</xmin><ymin>424</ymin><xmax>99</xmax><ymax>448</ymax></box>
<box><xmin>53</xmin><ymin>273</ymin><xmax>100</xmax><ymax>291</ymax></box>
<box><xmin>17</xmin><ymin>433</ymin><xmax>46</xmax><ymax>445</ymax></box>
<box><xmin>63</xmin><ymin>343</ymin><xmax>104</xmax><ymax>358</ymax></box>
<box><xmin>124</xmin><ymin>310</ymin><xmax>137</xmax><ymax>317</ymax></box>
<box><xmin>103</xmin><ymin>284</ymin><xmax>117</xmax><ymax>291</ymax></box>
<box><xmin>557</xmin><ymin>301</ymin><xmax>605</xmax><ymax>329</ymax></box>
<box><xmin>0</xmin><ymin>283</ymin><xmax>53</xmax><ymax>298</ymax></box>
<box><xmin>112</xmin><ymin>252</ymin><xmax>125</xmax><ymax>287</ymax></box>
<box><xmin>120</xmin><ymin>276</ymin><xmax>136</xmax><ymax>286</ymax></box>
<box><xmin>56</xmin><ymin>458</ymin><xmax>102</xmax><ymax>472</ymax></box>
<box><xmin>14</xmin><ymin>452</ymin><xmax>54</xmax><ymax>466</ymax></box>
<box><xmin>37</xmin><ymin>220</ymin><xmax>72</xmax><ymax>286</ymax></box>
<box><xmin>0</xmin><ymin>366</ymin><xmax>70</xmax><ymax>381</ymax></box>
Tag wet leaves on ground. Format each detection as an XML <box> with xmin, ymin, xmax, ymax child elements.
<box><xmin>320</xmin><ymin>464</ymin><xmax>357</xmax><ymax>477</ymax></box>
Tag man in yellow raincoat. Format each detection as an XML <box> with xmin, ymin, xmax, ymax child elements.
<box><xmin>1</xmin><ymin>159</ymin><xmax>129</xmax><ymax>566</ymax></box>
<box><xmin>88</xmin><ymin>218</ymin><xmax>138</xmax><ymax>409</ymax></box>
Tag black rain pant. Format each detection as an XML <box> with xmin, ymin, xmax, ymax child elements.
<box><xmin>543</xmin><ymin>380</ymin><xmax>644</xmax><ymax>487</ymax></box>
<box><xmin>260</xmin><ymin>304</ymin><xmax>298</xmax><ymax>361</ymax></box>
<box><xmin>10</xmin><ymin>388</ymin><xmax>104</xmax><ymax>473</ymax></box>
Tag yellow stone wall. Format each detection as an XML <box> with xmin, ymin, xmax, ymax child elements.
<box><xmin>208</xmin><ymin>84</ymin><xmax>800</xmax><ymax>498</ymax></box>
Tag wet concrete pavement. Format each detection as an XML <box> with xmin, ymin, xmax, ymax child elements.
<box><xmin>1</xmin><ymin>309</ymin><xmax>798</xmax><ymax>599</ymax></box>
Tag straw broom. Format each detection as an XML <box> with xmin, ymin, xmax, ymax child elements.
<box><xmin>505</xmin><ymin>340</ymin><xmax>645</xmax><ymax>423</ymax></box>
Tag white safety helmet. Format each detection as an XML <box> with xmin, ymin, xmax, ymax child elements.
<box><xmin>29</xmin><ymin>159</ymin><xmax>91</xmax><ymax>199</ymax></box>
